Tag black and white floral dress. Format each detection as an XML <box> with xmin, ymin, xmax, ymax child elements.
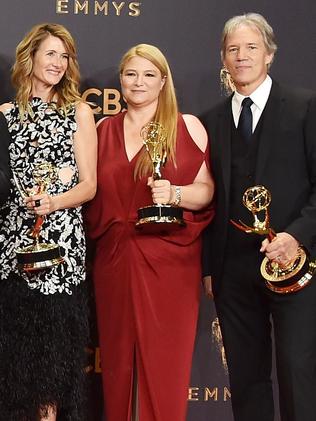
<box><xmin>0</xmin><ymin>98</ymin><xmax>89</xmax><ymax>421</ymax></box>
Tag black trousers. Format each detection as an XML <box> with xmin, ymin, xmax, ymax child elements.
<box><xmin>214</xmin><ymin>253</ymin><xmax>316</xmax><ymax>421</ymax></box>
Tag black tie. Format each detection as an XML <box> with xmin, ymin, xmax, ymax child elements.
<box><xmin>238</xmin><ymin>97</ymin><xmax>253</xmax><ymax>142</ymax></box>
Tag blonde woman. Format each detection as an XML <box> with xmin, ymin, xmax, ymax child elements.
<box><xmin>86</xmin><ymin>44</ymin><xmax>214</xmax><ymax>421</ymax></box>
<box><xmin>0</xmin><ymin>23</ymin><xmax>97</xmax><ymax>420</ymax></box>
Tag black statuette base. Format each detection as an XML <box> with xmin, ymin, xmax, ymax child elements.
<box><xmin>16</xmin><ymin>243</ymin><xmax>64</xmax><ymax>272</ymax></box>
<box><xmin>136</xmin><ymin>204</ymin><xmax>186</xmax><ymax>233</ymax></box>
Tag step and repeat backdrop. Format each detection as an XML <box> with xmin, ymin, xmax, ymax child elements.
<box><xmin>1</xmin><ymin>1</ymin><xmax>316</xmax><ymax>420</ymax></box>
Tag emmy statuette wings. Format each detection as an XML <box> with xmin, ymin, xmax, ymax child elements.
<box><xmin>13</xmin><ymin>162</ymin><xmax>64</xmax><ymax>272</ymax></box>
<box><xmin>231</xmin><ymin>185</ymin><xmax>316</xmax><ymax>294</ymax></box>
<box><xmin>135</xmin><ymin>121</ymin><xmax>186</xmax><ymax>232</ymax></box>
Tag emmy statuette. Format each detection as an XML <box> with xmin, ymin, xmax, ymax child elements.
<box><xmin>135</xmin><ymin>122</ymin><xmax>186</xmax><ymax>232</ymax></box>
<box><xmin>14</xmin><ymin>162</ymin><xmax>64</xmax><ymax>272</ymax></box>
<box><xmin>231</xmin><ymin>185</ymin><xmax>316</xmax><ymax>294</ymax></box>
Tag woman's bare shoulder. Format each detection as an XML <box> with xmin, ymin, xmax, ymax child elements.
<box><xmin>0</xmin><ymin>102</ymin><xmax>14</xmax><ymax>114</ymax></box>
<box><xmin>182</xmin><ymin>113</ymin><xmax>208</xmax><ymax>152</ymax></box>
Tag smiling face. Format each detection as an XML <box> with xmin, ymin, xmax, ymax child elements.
<box><xmin>223</xmin><ymin>24</ymin><xmax>273</xmax><ymax>95</ymax></box>
<box><xmin>120</xmin><ymin>55</ymin><xmax>166</xmax><ymax>109</ymax></box>
<box><xmin>32</xmin><ymin>35</ymin><xmax>69</xmax><ymax>91</ymax></box>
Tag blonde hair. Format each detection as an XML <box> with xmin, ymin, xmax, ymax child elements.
<box><xmin>119</xmin><ymin>43</ymin><xmax>178</xmax><ymax>179</ymax></box>
<box><xmin>12</xmin><ymin>23</ymin><xmax>82</xmax><ymax>118</ymax></box>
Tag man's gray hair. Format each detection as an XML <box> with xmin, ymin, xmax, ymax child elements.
<box><xmin>221</xmin><ymin>13</ymin><xmax>277</xmax><ymax>68</ymax></box>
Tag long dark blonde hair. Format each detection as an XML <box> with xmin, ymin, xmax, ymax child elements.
<box><xmin>119</xmin><ymin>44</ymin><xmax>178</xmax><ymax>179</ymax></box>
<box><xmin>12</xmin><ymin>23</ymin><xmax>82</xmax><ymax>117</ymax></box>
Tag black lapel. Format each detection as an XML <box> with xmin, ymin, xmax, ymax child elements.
<box><xmin>217</xmin><ymin>97</ymin><xmax>233</xmax><ymax>205</ymax></box>
<box><xmin>255</xmin><ymin>81</ymin><xmax>285</xmax><ymax>182</ymax></box>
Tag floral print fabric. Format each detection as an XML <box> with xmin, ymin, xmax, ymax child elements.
<box><xmin>0</xmin><ymin>98</ymin><xmax>85</xmax><ymax>294</ymax></box>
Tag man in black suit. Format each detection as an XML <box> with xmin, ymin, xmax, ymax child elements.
<box><xmin>202</xmin><ymin>13</ymin><xmax>316</xmax><ymax>421</ymax></box>
<box><xmin>0</xmin><ymin>112</ymin><xmax>11</xmax><ymax>205</ymax></box>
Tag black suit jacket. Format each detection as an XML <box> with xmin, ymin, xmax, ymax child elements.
<box><xmin>202</xmin><ymin>81</ymin><xmax>316</xmax><ymax>287</ymax></box>
<box><xmin>0</xmin><ymin>112</ymin><xmax>11</xmax><ymax>205</ymax></box>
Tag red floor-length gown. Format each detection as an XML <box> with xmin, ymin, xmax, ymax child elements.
<box><xmin>86</xmin><ymin>112</ymin><xmax>213</xmax><ymax>421</ymax></box>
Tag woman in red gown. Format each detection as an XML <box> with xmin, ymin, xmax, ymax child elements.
<box><xmin>86</xmin><ymin>44</ymin><xmax>214</xmax><ymax>421</ymax></box>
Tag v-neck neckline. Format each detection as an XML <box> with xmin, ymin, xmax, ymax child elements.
<box><xmin>121</xmin><ymin>112</ymin><xmax>144</xmax><ymax>163</ymax></box>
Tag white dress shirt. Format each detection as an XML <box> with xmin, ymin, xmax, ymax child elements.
<box><xmin>232</xmin><ymin>75</ymin><xmax>273</xmax><ymax>132</ymax></box>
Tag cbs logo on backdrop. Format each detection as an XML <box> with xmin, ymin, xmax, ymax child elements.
<box><xmin>82</xmin><ymin>87</ymin><xmax>123</xmax><ymax>115</ymax></box>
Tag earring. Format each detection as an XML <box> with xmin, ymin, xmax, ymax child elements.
<box><xmin>220</xmin><ymin>67</ymin><xmax>235</xmax><ymax>95</ymax></box>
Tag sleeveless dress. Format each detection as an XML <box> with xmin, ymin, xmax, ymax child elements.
<box><xmin>86</xmin><ymin>112</ymin><xmax>214</xmax><ymax>421</ymax></box>
<box><xmin>0</xmin><ymin>99</ymin><xmax>89</xmax><ymax>421</ymax></box>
